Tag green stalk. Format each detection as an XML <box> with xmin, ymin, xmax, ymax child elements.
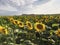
<box><xmin>12</xmin><ymin>29</ymin><xmax>15</xmax><ymax>45</ymax></box>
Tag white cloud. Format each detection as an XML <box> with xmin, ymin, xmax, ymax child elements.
<box><xmin>0</xmin><ymin>5</ymin><xmax>17</xmax><ymax>11</ymax></box>
<box><xmin>10</xmin><ymin>0</ymin><xmax>37</xmax><ymax>6</ymax></box>
<box><xmin>0</xmin><ymin>0</ymin><xmax>37</xmax><ymax>11</ymax></box>
<box><xmin>0</xmin><ymin>0</ymin><xmax>60</xmax><ymax>15</ymax></box>
<box><xmin>22</xmin><ymin>0</ymin><xmax>60</xmax><ymax>14</ymax></box>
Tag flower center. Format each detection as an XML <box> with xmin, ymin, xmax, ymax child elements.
<box><xmin>58</xmin><ymin>31</ymin><xmax>60</xmax><ymax>34</ymax></box>
<box><xmin>2</xmin><ymin>29</ymin><xmax>5</xmax><ymax>33</ymax></box>
<box><xmin>15</xmin><ymin>21</ymin><xmax>17</xmax><ymax>23</ymax></box>
<box><xmin>19</xmin><ymin>23</ymin><xmax>22</xmax><ymax>25</ymax></box>
<box><xmin>28</xmin><ymin>23</ymin><xmax>31</xmax><ymax>27</ymax></box>
<box><xmin>37</xmin><ymin>24</ymin><xmax>43</xmax><ymax>29</ymax></box>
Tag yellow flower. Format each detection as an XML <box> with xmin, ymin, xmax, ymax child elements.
<box><xmin>55</xmin><ymin>29</ymin><xmax>60</xmax><ymax>37</ymax></box>
<box><xmin>13</xmin><ymin>20</ymin><xmax>18</xmax><ymax>25</ymax></box>
<box><xmin>43</xmin><ymin>16</ymin><xmax>48</xmax><ymax>19</ymax></box>
<box><xmin>34</xmin><ymin>22</ymin><xmax>45</xmax><ymax>32</ymax></box>
<box><xmin>2</xmin><ymin>29</ymin><xmax>9</xmax><ymax>35</ymax></box>
<box><xmin>49</xmin><ymin>16</ymin><xmax>54</xmax><ymax>19</ymax></box>
<box><xmin>4</xmin><ymin>29</ymin><xmax>9</xmax><ymax>35</ymax></box>
<box><xmin>0</xmin><ymin>26</ymin><xmax>8</xmax><ymax>35</ymax></box>
<box><xmin>26</xmin><ymin>21</ymin><xmax>33</xmax><ymax>30</ymax></box>
<box><xmin>45</xmin><ymin>19</ymin><xmax>49</xmax><ymax>23</ymax></box>
<box><xmin>9</xmin><ymin>18</ymin><xmax>14</xmax><ymax>22</ymax></box>
<box><xmin>18</xmin><ymin>21</ymin><xmax>24</xmax><ymax>28</ymax></box>
<box><xmin>0</xmin><ymin>26</ymin><xmax>4</xmax><ymax>33</ymax></box>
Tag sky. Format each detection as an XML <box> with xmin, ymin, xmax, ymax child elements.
<box><xmin>0</xmin><ymin>0</ymin><xmax>60</xmax><ymax>15</ymax></box>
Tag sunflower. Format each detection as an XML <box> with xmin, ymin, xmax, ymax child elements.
<box><xmin>9</xmin><ymin>18</ymin><xmax>14</xmax><ymax>22</ymax></box>
<box><xmin>49</xmin><ymin>16</ymin><xmax>54</xmax><ymax>19</ymax></box>
<box><xmin>26</xmin><ymin>21</ymin><xmax>33</xmax><ymax>30</ymax></box>
<box><xmin>2</xmin><ymin>29</ymin><xmax>9</xmax><ymax>35</ymax></box>
<box><xmin>0</xmin><ymin>26</ymin><xmax>8</xmax><ymax>35</ymax></box>
<box><xmin>55</xmin><ymin>29</ymin><xmax>60</xmax><ymax>37</ymax></box>
<box><xmin>45</xmin><ymin>19</ymin><xmax>49</xmax><ymax>23</ymax></box>
<box><xmin>13</xmin><ymin>20</ymin><xmax>18</xmax><ymax>25</ymax></box>
<box><xmin>18</xmin><ymin>21</ymin><xmax>24</xmax><ymax>28</ymax></box>
<box><xmin>43</xmin><ymin>16</ymin><xmax>48</xmax><ymax>19</ymax></box>
<box><xmin>34</xmin><ymin>22</ymin><xmax>45</xmax><ymax>32</ymax></box>
<box><xmin>4</xmin><ymin>29</ymin><xmax>9</xmax><ymax>35</ymax></box>
<box><xmin>0</xmin><ymin>26</ymin><xmax>4</xmax><ymax>33</ymax></box>
<box><xmin>0</xmin><ymin>26</ymin><xmax>3</xmax><ymax>33</ymax></box>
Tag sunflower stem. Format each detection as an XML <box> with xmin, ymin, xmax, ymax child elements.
<box><xmin>12</xmin><ymin>29</ymin><xmax>15</xmax><ymax>45</ymax></box>
<box><xmin>40</xmin><ymin>32</ymin><xmax>43</xmax><ymax>45</ymax></box>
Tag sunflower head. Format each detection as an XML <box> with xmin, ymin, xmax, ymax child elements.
<box><xmin>13</xmin><ymin>20</ymin><xmax>18</xmax><ymax>25</ymax></box>
<box><xmin>4</xmin><ymin>29</ymin><xmax>9</xmax><ymax>35</ymax></box>
<box><xmin>49</xmin><ymin>16</ymin><xmax>54</xmax><ymax>19</ymax></box>
<box><xmin>0</xmin><ymin>26</ymin><xmax>3</xmax><ymax>30</ymax></box>
<box><xmin>34</xmin><ymin>22</ymin><xmax>45</xmax><ymax>32</ymax></box>
<box><xmin>9</xmin><ymin>18</ymin><xmax>14</xmax><ymax>22</ymax></box>
<box><xmin>45</xmin><ymin>19</ymin><xmax>49</xmax><ymax>23</ymax></box>
<box><xmin>0</xmin><ymin>26</ymin><xmax>4</xmax><ymax>33</ymax></box>
<box><xmin>55</xmin><ymin>29</ymin><xmax>60</xmax><ymax>37</ymax></box>
<box><xmin>26</xmin><ymin>21</ymin><xmax>33</xmax><ymax>30</ymax></box>
<box><xmin>2</xmin><ymin>29</ymin><xmax>9</xmax><ymax>35</ymax></box>
<box><xmin>18</xmin><ymin>21</ymin><xmax>24</xmax><ymax>28</ymax></box>
<box><xmin>0</xmin><ymin>26</ymin><xmax>8</xmax><ymax>35</ymax></box>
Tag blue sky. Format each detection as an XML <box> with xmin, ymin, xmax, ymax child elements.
<box><xmin>0</xmin><ymin>0</ymin><xmax>60</xmax><ymax>15</ymax></box>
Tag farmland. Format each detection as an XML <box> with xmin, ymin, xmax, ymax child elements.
<box><xmin>0</xmin><ymin>15</ymin><xmax>60</xmax><ymax>45</ymax></box>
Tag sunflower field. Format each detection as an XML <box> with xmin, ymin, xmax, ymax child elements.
<box><xmin>0</xmin><ymin>15</ymin><xmax>60</xmax><ymax>45</ymax></box>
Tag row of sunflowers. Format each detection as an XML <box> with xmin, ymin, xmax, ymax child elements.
<box><xmin>0</xmin><ymin>15</ymin><xmax>60</xmax><ymax>45</ymax></box>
